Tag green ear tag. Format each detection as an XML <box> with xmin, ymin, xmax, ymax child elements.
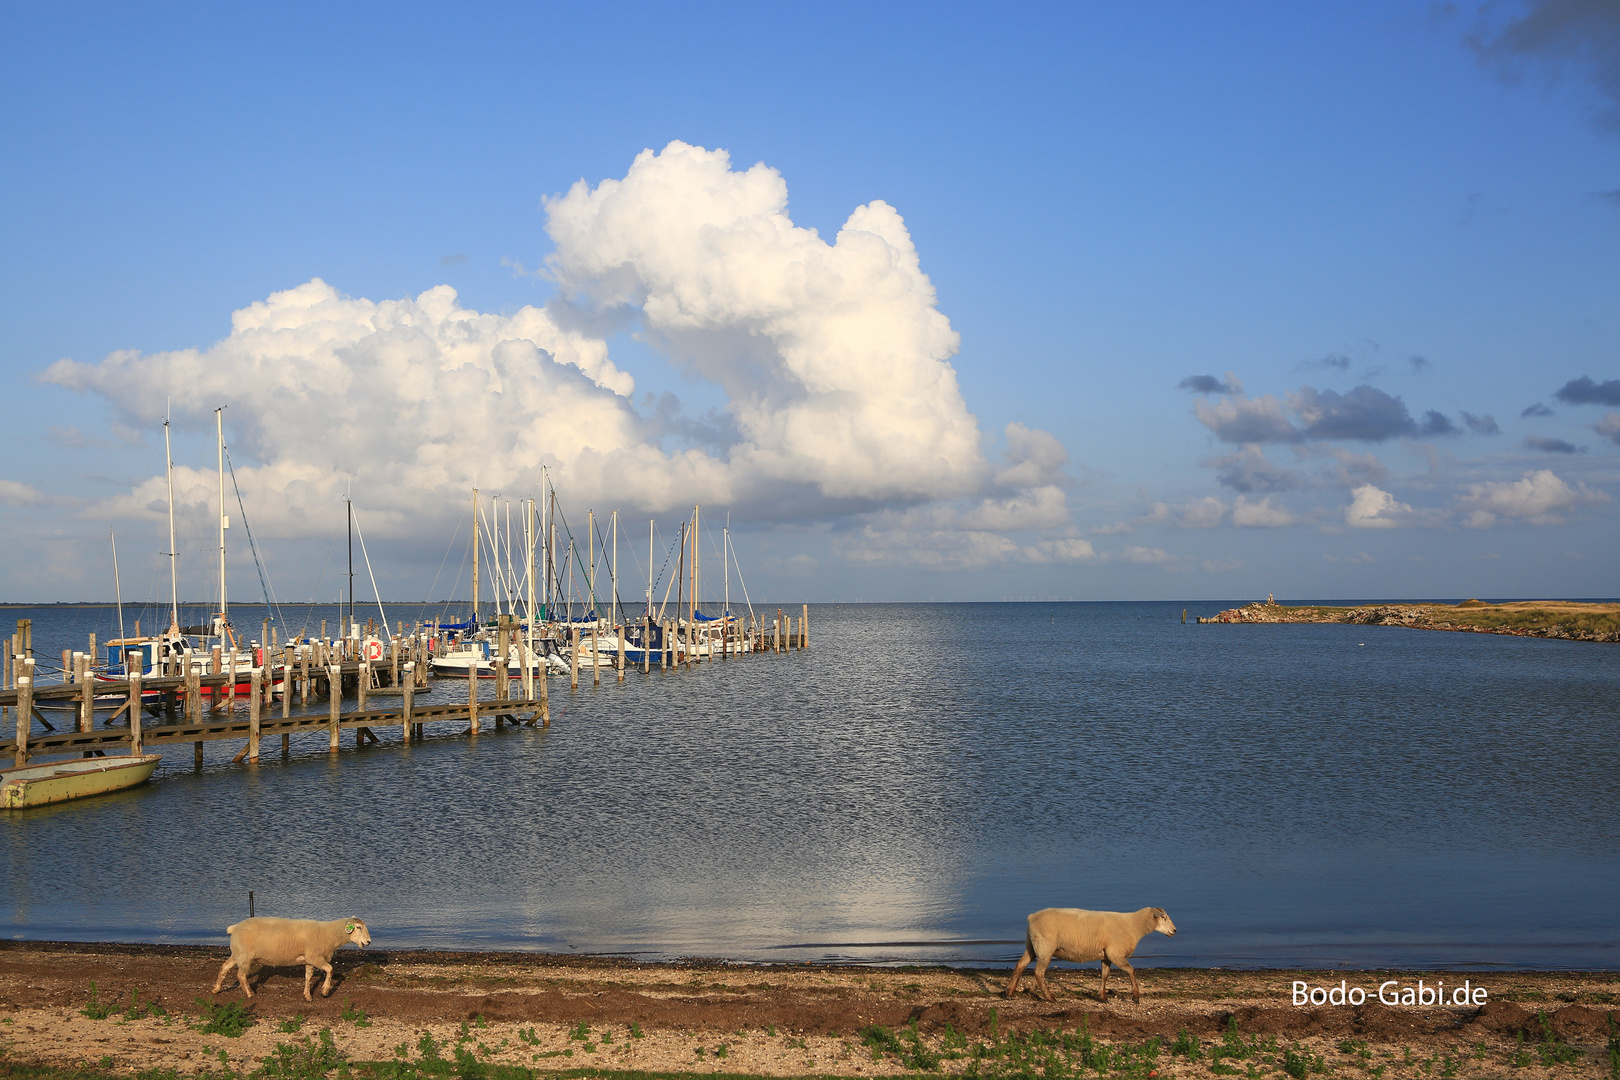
<box><xmin>346</xmin><ymin>924</ymin><xmax>355</xmax><ymax>933</ymax></box>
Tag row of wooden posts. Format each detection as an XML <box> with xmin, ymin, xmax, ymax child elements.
<box><xmin>7</xmin><ymin>604</ymin><xmax>811</xmax><ymax>770</ymax></box>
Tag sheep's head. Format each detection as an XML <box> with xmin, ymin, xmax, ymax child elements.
<box><xmin>345</xmin><ymin>919</ymin><xmax>372</xmax><ymax>948</ymax></box>
<box><xmin>1151</xmin><ymin>908</ymin><xmax>1176</xmax><ymax>936</ymax></box>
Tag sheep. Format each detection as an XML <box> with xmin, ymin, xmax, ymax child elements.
<box><xmin>1004</xmin><ymin>906</ymin><xmax>1176</xmax><ymax>1004</ymax></box>
<box><xmin>211</xmin><ymin>916</ymin><xmax>371</xmax><ymax>1002</ymax></box>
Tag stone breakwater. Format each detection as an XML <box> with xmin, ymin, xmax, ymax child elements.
<box><xmin>1198</xmin><ymin>602</ymin><xmax>1620</xmax><ymax>643</ymax></box>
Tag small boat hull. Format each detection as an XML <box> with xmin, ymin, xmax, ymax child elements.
<box><xmin>1</xmin><ymin>754</ymin><xmax>162</xmax><ymax>810</ymax></box>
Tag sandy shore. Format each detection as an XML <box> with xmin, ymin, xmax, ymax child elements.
<box><xmin>1</xmin><ymin>942</ymin><xmax>1616</xmax><ymax>1077</ymax></box>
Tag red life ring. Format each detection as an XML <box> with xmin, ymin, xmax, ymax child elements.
<box><xmin>365</xmin><ymin>639</ymin><xmax>384</xmax><ymax>662</ymax></box>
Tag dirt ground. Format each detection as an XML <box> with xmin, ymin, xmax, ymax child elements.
<box><xmin>0</xmin><ymin>942</ymin><xmax>1615</xmax><ymax>1077</ymax></box>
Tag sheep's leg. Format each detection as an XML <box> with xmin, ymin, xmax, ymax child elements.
<box><xmin>303</xmin><ymin>965</ymin><xmax>316</xmax><ymax>1002</ymax></box>
<box><xmin>1116</xmin><ymin>957</ymin><xmax>1140</xmax><ymax>1004</ymax></box>
<box><xmin>211</xmin><ymin>956</ymin><xmax>239</xmax><ymax>995</ymax></box>
<box><xmin>1032</xmin><ymin>952</ymin><xmax>1057</xmax><ymax>1003</ymax></box>
<box><xmin>1098</xmin><ymin>960</ymin><xmax>1110</xmax><ymax>1002</ymax></box>
<box><xmin>317</xmin><ymin>960</ymin><xmax>336</xmax><ymax>997</ymax></box>
<box><xmin>1004</xmin><ymin>949</ymin><xmax>1034</xmax><ymax>998</ymax></box>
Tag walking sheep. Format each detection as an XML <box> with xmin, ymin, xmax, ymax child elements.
<box><xmin>1004</xmin><ymin>907</ymin><xmax>1176</xmax><ymax>1004</ymax></box>
<box><xmin>212</xmin><ymin>916</ymin><xmax>371</xmax><ymax>1002</ymax></box>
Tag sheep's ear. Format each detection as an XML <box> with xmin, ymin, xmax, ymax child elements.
<box><xmin>346</xmin><ymin>923</ymin><xmax>355</xmax><ymax>933</ymax></box>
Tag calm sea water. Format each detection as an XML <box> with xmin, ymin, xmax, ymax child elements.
<box><xmin>3</xmin><ymin>601</ymin><xmax>1617</xmax><ymax>970</ymax></box>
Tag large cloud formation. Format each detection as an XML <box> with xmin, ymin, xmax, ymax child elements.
<box><xmin>44</xmin><ymin>142</ymin><xmax>1073</xmax><ymax>567</ymax></box>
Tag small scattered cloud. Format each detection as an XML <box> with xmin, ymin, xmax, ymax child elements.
<box><xmin>0</xmin><ymin>480</ymin><xmax>45</xmax><ymax>507</ymax></box>
<box><xmin>1419</xmin><ymin>410</ymin><xmax>1459</xmax><ymax>436</ymax></box>
<box><xmin>1177</xmin><ymin>496</ymin><xmax>1227</xmax><ymax>529</ymax></box>
<box><xmin>1595</xmin><ymin>412</ymin><xmax>1620</xmax><ymax>446</ymax></box>
<box><xmin>1293</xmin><ymin>385</ymin><xmax>1425</xmax><ymax>442</ymax></box>
<box><xmin>1409</xmin><ymin>355</ymin><xmax>1431</xmax><ymax>372</ymax></box>
<box><xmin>1178</xmin><ymin>373</ymin><xmax>1243</xmax><ymax>395</ymax></box>
<box><xmin>1231</xmin><ymin>495</ymin><xmax>1299</xmax><ymax>527</ymax></box>
<box><xmin>1324</xmin><ymin>551</ymin><xmax>1374</xmax><ymax>564</ymax></box>
<box><xmin>1523</xmin><ymin>435</ymin><xmax>1583</xmax><ymax>454</ymax></box>
<box><xmin>1201</xmin><ymin>558</ymin><xmax>1243</xmax><ymax>573</ymax></box>
<box><xmin>1344</xmin><ymin>484</ymin><xmax>1414</xmax><ymax>529</ymax></box>
<box><xmin>1461</xmin><ymin>411</ymin><xmax>1500</xmax><ymax>435</ymax></box>
<box><xmin>1456</xmin><ymin>468</ymin><xmax>1609</xmax><ymax>528</ymax></box>
<box><xmin>1324</xmin><ymin>448</ymin><xmax>1390</xmax><ymax>489</ymax></box>
<box><xmin>439</xmin><ymin>253</ymin><xmax>469</xmax><ymax>266</ymax></box>
<box><xmin>1598</xmin><ymin>187</ymin><xmax>1620</xmax><ymax>207</ymax></box>
<box><xmin>1299</xmin><ymin>354</ymin><xmax>1352</xmax><ymax>372</ymax></box>
<box><xmin>1521</xmin><ymin>402</ymin><xmax>1556</xmax><ymax>417</ymax></box>
<box><xmin>1554</xmin><ymin>375</ymin><xmax>1620</xmax><ymax>406</ymax></box>
<box><xmin>1205</xmin><ymin>445</ymin><xmax>1301</xmax><ymax>493</ymax></box>
<box><xmin>1120</xmin><ymin>546</ymin><xmax>1177</xmax><ymax>564</ymax></box>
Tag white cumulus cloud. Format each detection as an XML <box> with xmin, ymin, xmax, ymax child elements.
<box><xmin>1455</xmin><ymin>469</ymin><xmax>1609</xmax><ymax>528</ymax></box>
<box><xmin>1344</xmin><ymin>485</ymin><xmax>1412</xmax><ymax>529</ymax></box>
<box><xmin>42</xmin><ymin>142</ymin><xmax>1072</xmax><ymax>570</ymax></box>
<box><xmin>1231</xmin><ymin>495</ymin><xmax>1299</xmax><ymax>527</ymax></box>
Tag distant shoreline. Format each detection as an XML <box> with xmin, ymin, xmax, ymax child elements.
<box><xmin>1198</xmin><ymin>599</ymin><xmax>1620</xmax><ymax>643</ymax></box>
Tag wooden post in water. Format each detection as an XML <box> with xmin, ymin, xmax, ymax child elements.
<box><xmin>616</xmin><ymin>624</ymin><xmax>625</xmax><ymax>681</ymax></box>
<box><xmin>13</xmin><ymin>673</ymin><xmax>30</xmax><ymax>767</ymax></box>
<box><xmin>591</xmin><ymin>623</ymin><xmax>600</xmax><ymax>687</ymax></box>
<box><xmin>356</xmin><ymin>654</ymin><xmax>368</xmax><ymax>714</ymax></box>
<box><xmin>186</xmin><ymin>663</ymin><xmax>201</xmax><ymax>723</ymax></box>
<box><xmin>538</xmin><ymin>651</ymin><xmax>549</xmax><ymax>727</ymax></box>
<box><xmin>248</xmin><ymin>666</ymin><xmax>261</xmax><ymax>763</ymax></box>
<box><xmin>77</xmin><ymin>654</ymin><xmax>94</xmax><ymax>734</ymax></box>
<box><xmin>467</xmin><ymin>656</ymin><xmax>479</xmax><ymax>735</ymax></box>
<box><xmin>299</xmin><ymin>641</ymin><xmax>310</xmax><ymax>705</ymax></box>
<box><xmin>802</xmin><ymin>604</ymin><xmax>809</xmax><ymax>649</ymax></box>
<box><xmin>401</xmin><ymin>662</ymin><xmax>414</xmax><ymax>743</ymax></box>
<box><xmin>227</xmin><ymin>648</ymin><xmax>238</xmax><ymax>712</ymax></box>
<box><xmin>497</xmin><ymin>618</ymin><xmax>509</xmax><ymax>703</ymax></box>
<box><xmin>570</xmin><ymin>626</ymin><xmax>580</xmax><ymax>689</ymax></box>
<box><xmin>281</xmin><ymin>645</ymin><xmax>294</xmax><ymax>718</ymax></box>
<box><xmin>126</xmin><ymin>656</ymin><xmax>142</xmax><ymax>757</ymax></box>
<box><xmin>642</xmin><ymin>616</ymin><xmax>651</xmax><ymax>674</ymax></box>
<box><xmin>327</xmin><ymin>665</ymin><xmax>341</xmax><ymax>753</ymax></box>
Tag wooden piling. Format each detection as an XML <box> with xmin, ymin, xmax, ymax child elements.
<box><xmin>802</xmin><ymin>604</ymin><xmax>809</xmax><ymax>649</ymax></box>
<box><xmin>401</xmin><ymin>662</ymin><xmax>414</xmax><ymax>742</ymax></box>
<box><xmin>642</xmin><ymin>616</ymin><xmax>651</xmax><ymax>674</ymax></box>
<box><xmin>467</xmin><ymin>657</ymin><xmax>479</xmax><ymax>734</ymax></box>
<box><xmin>248</xmin><ymin>666</ymin><xmax>261</xmax><ymax>762</ymax></box>
<box><xmin>538</xmin><ymin>651</ymin><xmax>549</xmax><ymax>727</ymax></box>
<box><xmin>127</xmin><ymin>657</ymin><xmax>142</xmax><ymax>757</ymax></box>
<box><xmin>356</xmin><ymin>656</ymin><xmax>369</xmax><ymax>713</ymax></box>
<box><xmin>570</xmin><ymin>627</ymin><xmax>580</xmax><ymax>689</ymax></box>
<box><xmin>496</xmin><ymin>618</ymin><xmax>510</xmax><ymax>702</ymax></box>
<box><xmin>13</xmin><ymin>674</ymin><xmax>30</xmax><ymax>767</ymax></box>
<box><xmin>77</xmin><ymin>654</ymin><xmax>93</xmax><ymax>734</ymax></box>
<box><xmin>299</xmin><ymin>641</ymin><xmax>310</xmax><ymax>705</ymax></box>
<box><xmin>281</xmin><ymin>645</ymin><xmax>294</xmax><ymax>718</ymax></box>
<box><xmin>327</xmin><ymin>665</ymin><xmax>341</xmax><ymax>753</ymax></box>
<box><xmin>592</xmin><ymin>623</ymin><xmax>600</xmax><ymax>686</ymax></box>
<box><xmin>185</xmin><ymin>664</ymin><xmax>201</xmax><ymax>724</ymax></box>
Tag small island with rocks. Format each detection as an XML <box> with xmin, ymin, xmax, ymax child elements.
<box><xmin>1198</xmin><ymin>598</ymin><xmax>1620</xmax><ymax>643</ymax></box>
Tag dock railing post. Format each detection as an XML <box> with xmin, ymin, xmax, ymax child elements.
<box><xmin>327</xmin><ymin>664</ymin><xmax>341</xmax><ymax>753</ymax></box>
<box><xmin>185</xmin><ymin>662</ymin><xmax>201</xmax><ymax>724</ymax></box>
<box><xmin>299</xmin><ymin>642</ymin><xmax>310</xmax><ymax>705</ymax></box>
<box><xmin>126</xmin><ymin>656</ymin><xmax>142</xmax><ymax>757</ymax></box>
<box><xmin>13</xmin><ymin>673</ymin><xmax>30</xmax><ymax>768</ymax></box>
<box><xmin>467</xmin><ymin>656</ymin><xmax>479</xmax><ymax>735</ymax></box>
<box><xmin>356</xmin><ymin>655</ymin><xmax>369</xmax><ymax>714</ymax></box>
<box><xmin>401</xmin><ymin>662</ymin><xmax>414</xmax><ymax>743</ymax></box>
<box><xmin>248</xmin><ymin>666</ymin><xmax>261</xmax><ymax>763</ymax></box>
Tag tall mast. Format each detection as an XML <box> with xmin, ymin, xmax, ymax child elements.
<box><xmin>111</xmin><ymin>528</ymin><xmax>126</xmax><ymax>644</ymax></box>
<box><xmin>647</xmin><ymin>518</ymin><xmax>654</xmax><ymax>616</ymax></box>
<box><xmin>724</xmin><ymin>516</ymin><xmax>730</xmax><ymax>618</ymax></box>
<box><xmin>216</xmin><ymin>407</ymin><xmax>228</xmax><ymax>632</ymax></box>
<box><xmin>346</xmin><ymin>497</ymin><xmax>354</xmax><ymax>636</ymax></box>
<box><xmin>587</xmin><ymin>509</ymin><xmax>596</xmax><ymax>615</ymax></box>
<box><xmin>471</xmin><ymin>488</ymin><xmax>480</xmax><ymax>625</ymax></box>
<box><xmin>611</xmin><ymin>510</ymin><xmax>618</xmax><ymax>626</ymax></box>
<box><xmin>163</xmin><ymin>417</ymin><xmax>179</xmax><ymax>633</ymax></box>
<box><xmin>691</xmin><ymin>505</ymin><xmax>699</xmax><ymax>626</ymax></box>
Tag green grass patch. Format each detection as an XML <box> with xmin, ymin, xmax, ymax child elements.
<box><xmin>192</xmin><ymin>996</ymin><xmax>256</xmax><ymax>1038</ymax></box>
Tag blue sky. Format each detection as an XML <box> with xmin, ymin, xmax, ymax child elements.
<box><xmin>3</xmin><ymin>1</ymin><xmax>1617</xmax><ymax>605</ymax></box>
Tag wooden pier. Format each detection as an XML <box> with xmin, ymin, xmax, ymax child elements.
<box><xmin>3</xmin><ymin>602</ymin><xmax>812</xmax><ymax>773</ymax></box>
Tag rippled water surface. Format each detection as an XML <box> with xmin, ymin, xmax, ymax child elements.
<box><xmin>4</xmin><ymin>601</ymin><xmax>1618</xmax><ymax>968</ymax></box>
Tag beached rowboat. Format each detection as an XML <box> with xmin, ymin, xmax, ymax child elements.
<box><xmin>1</xmin><ymin>754</ymin><xmax>161</xmax><ymax>810</ymax></box>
